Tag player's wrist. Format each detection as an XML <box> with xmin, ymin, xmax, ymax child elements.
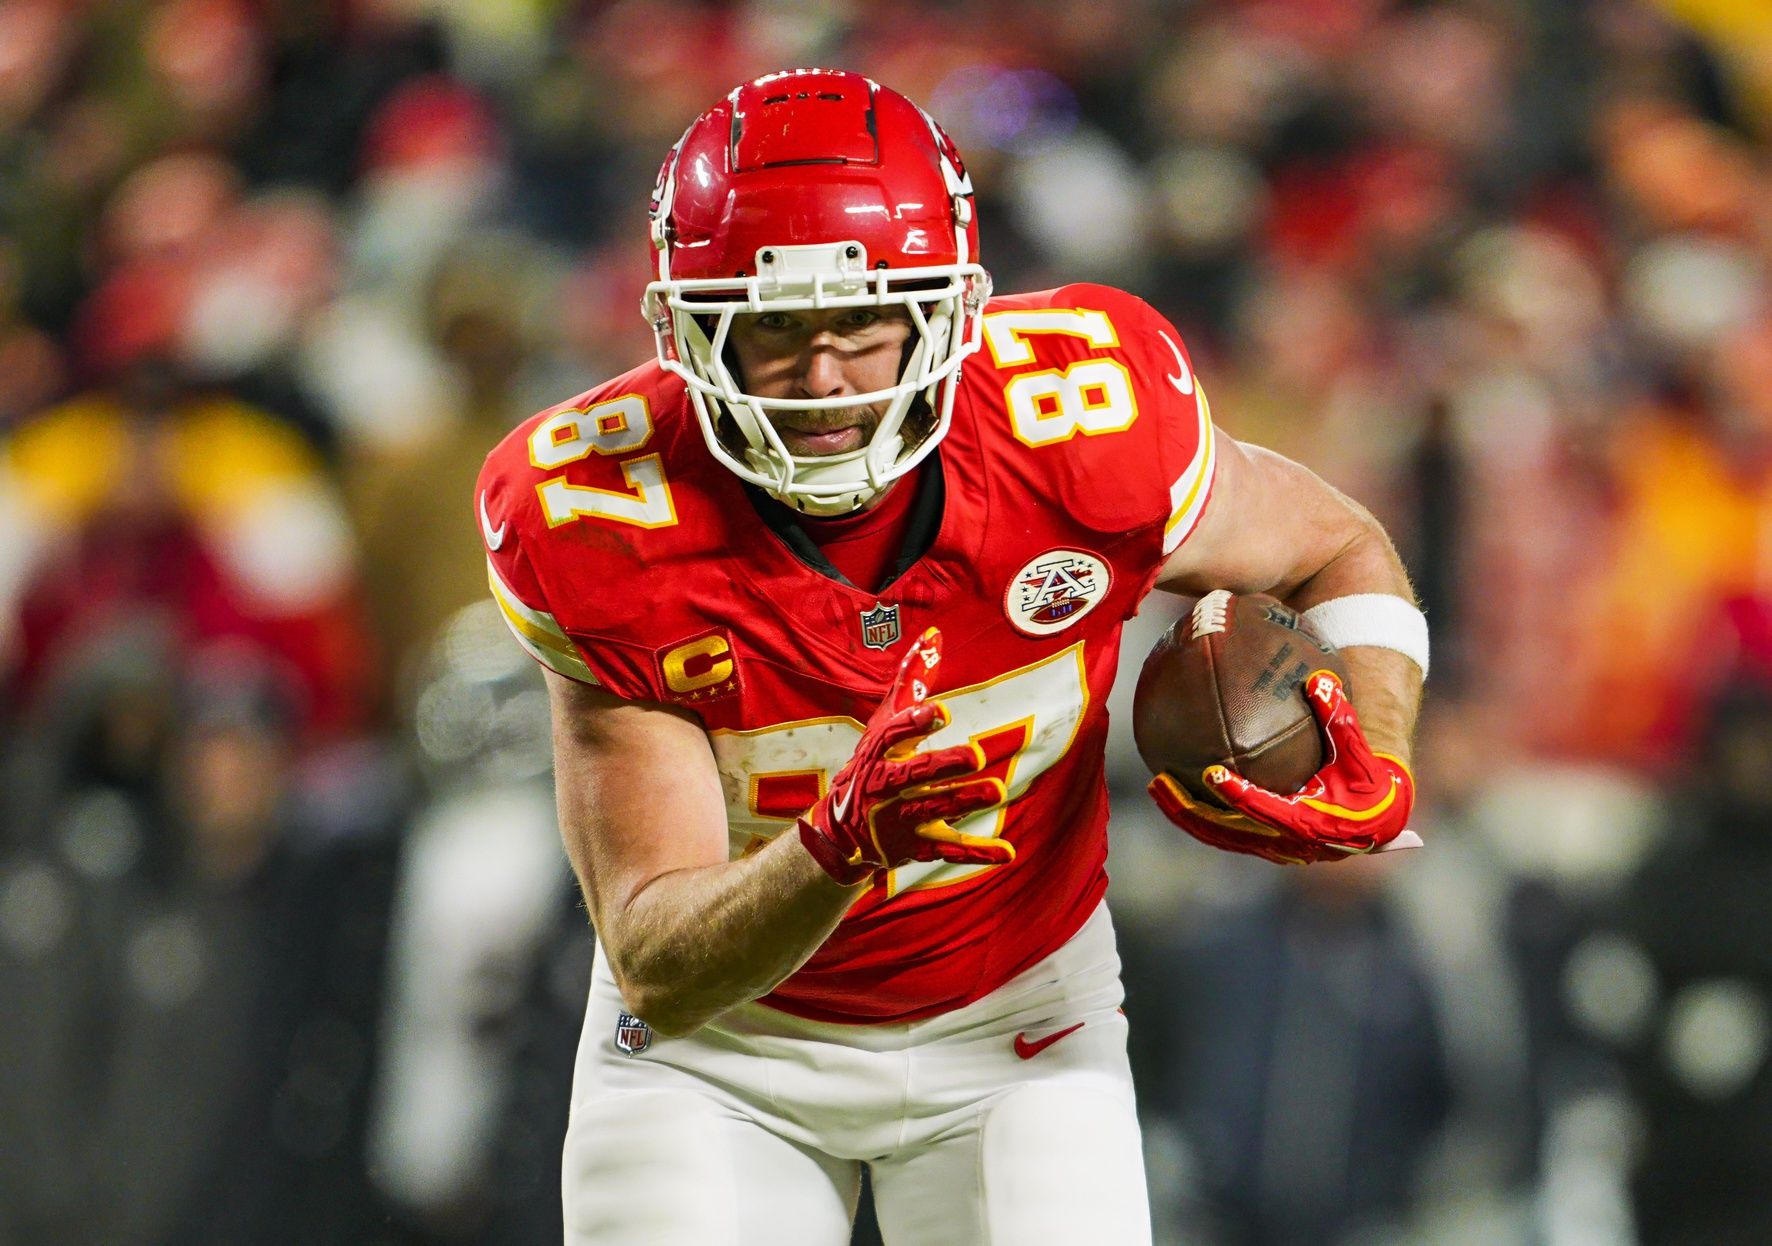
<box><xmin>796</xmin><ymin>815</ymin><xmax>875</xmax><ymax>886</ymax></box>
<box><xmin>1299</xmin><ymin>594</ymin><xmax>1429</xmax><ymax>678</ymax></box>
<box><xmin>1373</xmin><ymin>751</ymin><xmax>1415</xmax><ymax>785</ymax></box>
<box><xmin>1371</xmin><ymin>752</ymin><xmax>1416</xmax><ymax>826</ymax></box>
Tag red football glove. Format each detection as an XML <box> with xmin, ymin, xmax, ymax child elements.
<box><xmin>1149</xmin><ymin>670</ymin><xmax>1417</xmax><ymax>865</ymax></box>
<box><xmin>798</xmin><ymin>627</ymin><xmax>1012</xmax><ymax>885</ymax></box>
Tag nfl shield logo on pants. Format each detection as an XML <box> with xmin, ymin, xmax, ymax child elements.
<box><xmin>859</xmin><ymin>602</ymin><xmax>900</xmax><ymax>651</ymax></box>
<box><xmin>614</xmin><ymin>1012</ymin><xmax>652</xmax><ymax>1056</ymax></box>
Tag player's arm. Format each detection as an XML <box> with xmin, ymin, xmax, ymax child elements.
<box><xmin>1150</xmin><ymin>431</ymin><xmax>1424</xmax><ymax>861</ymax></box>
<box><xmin>544</xmin><ymin>668</ymin><xmax>865</xmax><ymax>1037</ymax></box>
<box><xmin>1154</xmin><ymin>432</ymin><xmax>1422</xmax><ymax>762</ymax></box>
<box><xmin>543</xmin><ymin>628</ymin><xmax>1007</xmax><ymax>1037</ymax></box>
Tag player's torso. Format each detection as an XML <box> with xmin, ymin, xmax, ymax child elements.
<box><xmin>488</xmin><ymin>285</ymin><xmax>1207</xmax><ymax>1022</ymax></box>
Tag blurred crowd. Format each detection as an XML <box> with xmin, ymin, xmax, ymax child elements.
<box><xmin>2</xmin><ymin>0</ymin><xmax>1771</xmax><ymax>1243</ymax></box>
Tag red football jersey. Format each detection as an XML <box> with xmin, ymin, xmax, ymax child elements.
<box><xmin>477</xmin><ymin>283</ymin><xmax>1217</xmax><ymax>1024</ymax></box>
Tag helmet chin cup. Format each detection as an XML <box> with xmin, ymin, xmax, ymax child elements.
<box><xmin>744</xmin><ymin>430</ymin><xmax>908</xmax><ymax>515</ymax></box>
<box><xmin>643</xmin><ymin>70</ymin><xmax>991</xmax><ymax>514</ymax></box>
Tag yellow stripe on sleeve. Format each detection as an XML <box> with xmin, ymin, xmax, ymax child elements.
<box><xmin>485</xmin><ymin>559</ymin><xmax>599</xmax><ymax>684</ymax></box>
<box><xmin>1163</xmin><ymin>384</ymin><xmax>1217</xmax><ymax>554</ymax></box>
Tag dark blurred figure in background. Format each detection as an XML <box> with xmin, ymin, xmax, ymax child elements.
<box><xmin>367</xmin><ymin>601</ymin><xmax>570</xmax><ymax>1244</ymax></box>
<box><xmin>0</xmin><ymin>640</ymin><xmax>405</xmax><ymax>1246</ymax></box>
<box><xmin>344</xmin><ymin>232</ymin><xmax>569</xmax><ymax>708</ymax></box>
<box><xmin>1131</xmin><ymin>861</ymin><xmax>1452</xmax><ymax>1246</ymax></box>
<box><xmin>1569</xmin><ymin>665</ymin><xmax>1772</xmax><ymax>1246</ymax></box>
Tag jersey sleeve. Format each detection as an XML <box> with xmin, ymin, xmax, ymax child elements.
<box><xmin>1153</xmin><ymin>332</ymin><xmax>1216</xmax><ymax>557</ymax></box>
<box><xmin>476</xmin><ymin>426</ymin><xmax>609</xmax><ymax>690</ymax></box>
<box><xmin>475</xmin><ymin>403</ymin><xmax>687</xmax><ymax>704</ymax></box>
<box><xmin>1058</xmin><ymin>283</ymin><xmax>1218</xmax><ymax>555</ymax></box>
<box><xmin>483</xmin><ymin>535</ymin><xmax>600</xmax><ymax>686</ymax></box>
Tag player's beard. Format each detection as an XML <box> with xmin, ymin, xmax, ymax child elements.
<box><xmin>768</xmin><ymin>403</ymin><xmax>884</xmax><ymax>457</ymax></box>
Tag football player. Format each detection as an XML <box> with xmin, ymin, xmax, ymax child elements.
<box><xmin>477</xmin><ymin>68</ymin><xmax>1428</xmax><ymax>1245</ymax></box>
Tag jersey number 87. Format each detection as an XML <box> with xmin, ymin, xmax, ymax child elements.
<box><xmin>710</xmin><ymin>644</ymin><xmax>1090</xmax><ymax>897</ymax></box>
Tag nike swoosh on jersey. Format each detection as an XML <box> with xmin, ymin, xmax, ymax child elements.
<box><xmin>1158</xmin><ymin>330</ymin><xmax>1195</xmax><ymax>396</ymax></box>
<box><xmin>1013</xmin><ymin>1021</ymin><xmax>1085</xmax><ymax>1060</ymax></box>
<box><xmin>479</xmin><ymin>490</ymin><xmax>507</xmax><ymax>551</ymax></box>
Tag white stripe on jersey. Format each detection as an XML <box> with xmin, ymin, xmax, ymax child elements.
<box><xmin>1162</xmin><ymin>383</ymin><xmax>1216</xmax><ymax>554</ymax></box>
<box><xmin>486</xmin><ymin>558</ymin><xmax>600</xmax><ymax>684</ymax></box>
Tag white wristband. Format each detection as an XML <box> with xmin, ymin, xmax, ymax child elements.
<box><xmin>1300</xmin><ymin>594</ymin><xmax>1429</xmax><ymax>678</ymax></box>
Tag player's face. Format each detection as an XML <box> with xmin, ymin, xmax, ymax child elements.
<box><xmin>727</xmin><ymin>307</ymin><xmax>914</xmax><ymax>456</ymax></box>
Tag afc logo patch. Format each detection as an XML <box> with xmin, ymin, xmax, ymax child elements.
<box><xmin>859</xmin><ymin>602</ymin><xmax>900</xmax><ymax>650</ymax></box>
<box><xmin>615</xmin><ymin>1011</ymin><xmax>652</xmax><ymax>1056</ymax></box>
<box><xmin>1005</xmin><ymin>549</ymin><xmax>1112</xmax><ymax>637</ymax></box>
<box><xmin>657</xmin><ymin>629</ymin><xmax>740</xmax><ymax>704</ymax></box>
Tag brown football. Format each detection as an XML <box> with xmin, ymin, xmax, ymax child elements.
<box><xmin>1132</xmin><ymin>590</ymin><xmax>1347</xmax><ymax>801</ymax></box>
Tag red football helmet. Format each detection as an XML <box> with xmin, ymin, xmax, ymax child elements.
<box><xmin>643</xmin><ymin>69</ymin><xmax>991</xmax><ymax>513</ymax></box>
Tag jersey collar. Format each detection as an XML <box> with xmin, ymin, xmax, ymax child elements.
<box><xmin>744</xmin><ymin>454</ymin><xmax>945</xmax><ymax>592</ymax></box>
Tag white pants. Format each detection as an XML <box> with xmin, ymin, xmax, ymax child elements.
<box><xmin>562</xmin><ymin>902</ymin><xmax>1151</xmax><ymax>1245</ymax></box>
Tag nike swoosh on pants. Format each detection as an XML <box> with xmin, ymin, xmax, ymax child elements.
<box><xmin>1013</xmin><ymin>1022</ymin><xmax>1084</xmax><ymax>1060</ymax></box>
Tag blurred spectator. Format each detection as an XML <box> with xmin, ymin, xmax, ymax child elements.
<box><xmin>0</xmin><ymin>640</ymin><xmax>406</xmax><ymax>1245</ymax></box>
<box><xmin>367</xmin><ymin>602</ymin><xmax>568</xmax><ymax>1236</ymax></box>
<box><xmin>234</xmin><ymin>10</ymin><xmax>446</xmax><ymax>194</ymax></box>
<box><xmin>343</xmin><ymin>233</ymin><xmax>568</xmax><ymax>704</ymax></box>
<box><xmin>2</xmin><ymin>362</ymin><xmax>373</xmax><ymax>739</ymax></box>
<box><xmin>1131</xmin><ymin>860</ymin><xmax>1453</xmax><ymax>1246</ymax></box>
<box><xmin>1569</xmin><ymin>677</ymin><xmax>1772</xmax><ymax>1246</ymax></box>
<box><xmin>0</xmin><ymin>238</ymin><xmax>65</xmax><ymax>426</ymax></box>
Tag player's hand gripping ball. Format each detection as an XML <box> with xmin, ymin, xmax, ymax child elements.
<box><xmin>1135</xmin><ymin>590</ymin><xmax>1416</xmax><ymax>864</ymax></box>
<box><xmin>798</xmin><ymin>627</ymin><xmax>1012</xmax><ymax>885</ymax></box>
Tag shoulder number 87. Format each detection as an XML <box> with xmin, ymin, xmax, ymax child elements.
<box><xmin>527</xmin><ymin>394</ymin><xmax>679</xmax><ymax>529</ymax></box>
<box><xmin>981</xmin><ymin>309</ymin><xmax>1138</xmax><ymax>448</ymax></box>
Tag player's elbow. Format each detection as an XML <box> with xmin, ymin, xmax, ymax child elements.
<box><xmin>616</xmin><ymin>981</ymin><xmax>717</xmax><ymax>1039</ymax></box>
<box><xmin>606</xmin><ymin>947</ymin><xmax>725</xmax><ymax>1037</ymax></box>
<box><xmin>600</xmin><ymin>891</ymin><xmax>781</xmax><ymax>1037</ymax></box>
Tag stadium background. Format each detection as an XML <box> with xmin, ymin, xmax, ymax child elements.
<box><xmin>2</xmin><ymin>0</ymin><xmax>1771</xmax><ymax>1242</ymax></box>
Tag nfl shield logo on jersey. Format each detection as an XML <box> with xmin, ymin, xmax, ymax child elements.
<box><xmin>614</xmin><ymin>1012</ymin><xmax>652</xmax><ymax>1056</ymax></box>
<box><xmin>859</xmin><ymin>602</ymin><xmax>901</xmax><ymax>650</ymax></box>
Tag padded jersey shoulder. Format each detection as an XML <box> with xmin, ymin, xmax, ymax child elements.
<box><xmin>474</xmin><ymin>360</ymin><xmax>745</xmax><ymax>695</ymax></box>
<box><xmin>957</xmin><ymin>283</ymin><xmax>1216</xmax><ymax>553</ymax></box>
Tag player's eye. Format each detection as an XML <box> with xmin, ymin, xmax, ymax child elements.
<box><xmin>753</xmin><ymin>312</ymin><xmax>797</xmax><ymax>332</ymax></box>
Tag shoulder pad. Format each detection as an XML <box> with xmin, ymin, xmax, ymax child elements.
<box><xmin>963</xmin><ymin>284</ymin><xmax>1216</xmax><ymax>551</ymax></box>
